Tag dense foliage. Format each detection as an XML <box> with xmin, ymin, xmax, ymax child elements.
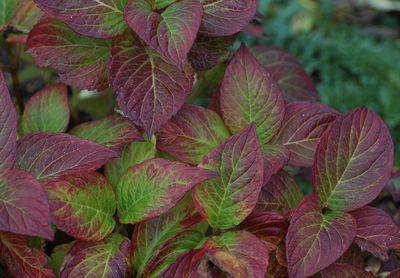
<box><xmin>0</xmin><ymin>0</ymin><xmax>399</xmax><ymax>277</ymax></box>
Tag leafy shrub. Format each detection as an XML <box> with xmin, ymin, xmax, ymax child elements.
<box><xmin>1</xmin><ymin>0</ymin><xmax>399</xmax><ymax>277</ymax></box>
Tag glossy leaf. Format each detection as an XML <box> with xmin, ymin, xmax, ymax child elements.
<box><xmin>286</xmin><ymin>196</ymin><xmax>356</xmax><ymax>278</ymax></box>
<box><xmin>277</xmin><ymin>101</ymin><xmax>339</xmax><ymax>167</ymax></box>
<box><xmin>16</xmin><ymin>132</ymin><xmax>117</xmax><ymax>181</ymax></box>
<box><xmin>0</xmin><ymin>169</ymin><xmax>52</xmax><ymax>239</ymax></box>
<box><xmin>124</xmin><ymin>0</ymin><xmax>202</xmax><ymax>68</ymax></box>
<box><xmin>131</xmin><ymin>196</ymin><xmax>204</xmax><ymax>277</ymax></box>
<box><xmin>45</xmin><ymin>172</ymin><xmax>116</xmax><ymax>241</ymax></box>
<box><xmin>257</xmin><ymin>170</ymin><xmax>303</xmax><ymax>213</ymax></box>
<box><xmin>21</xmin><ymin>84</ymin><xmax>70</xmax><ymax>134</ymax></box>
<box><xmin>220</xmin><ymin>46</ymin><xmax>285</xmax><ymax>145</ymax></box>
<box><xmin>320</xmin><ymin>263</ymin><xmax>374</xmax><ymax>278</ymax></box>
<box><xmin>188</xmin><ymin>35</ymin><xmax>236</xmax><ymax>71</ymax></box>
<box><xmin>198</xmin><ymin>0</ymin><xmax>257</xmax><ymax>36</ymax></box>
<box><xmin>156</xmin><ymin>104</ymin><xmax>230</xmax><ymax>165</ymax></box>
<box><xmin>0</xmin><ymin>232</ymin><xmax>55</xmax><ymax>278</ymax></box>
<box><xmin>105</xmin><ymin>138</ymin><xmax>156</xmax><ymax>187</ymax></box>
<box><xmin>237</xmin><ymin>211</ymin><xmax>288</xmax><ymax>246</ymax></box>
<box><xmin>27</xmin><ymin>17</ymin><xmax>111</xmax><ymax>90</ymax></box>
<box><xmin>313</xmin><ymin>107</ymin><xmax>394</xmax><ymax>211</ymax></box>
<box><xmin>60</xmin><ymin>234</ymin><xmax>131</xmax><ymax>278</ymax></box>
<box><xmin>117</xmin><ymin>158</ymin><xmax>215</xmax><ymax>224</ymax></box>
<box><xmin>251</xmin><ymin>44</ymin><xmax>318</xmax><ymax>103</ymax></box>
<box><xmin>35</xmin><ymin>0</ymin><xmax>127</xmax><ymax>38</ymax></box>
<box><xmin>69</xmin><ymin>115</ymin><xmax>143</xmax><ymax>150</ymax></box>
<box><xmin>108</xmin><ymin>31</ymin><xmax>194</xmax><ymax>136</ymax></box>
<box><xmin>350</xmin><ymin>206</ymin><xmax>400</xmax><ymax>260</ymax></box>
<box><xmin>0</xmin><ymin>72</ymin><xmax>17</xmax><ymax>170</ymax></box>
<box><xmin>0</xmin><ymin>0</ymin><xmax>20</xmax><ymax>31</ymax></box>
<box><xmin>193</xmin><ymin>123</ymin><xmax>264</xmax><ymax>230</ymax></box>
<box><xmin>203</xmin><ymin>231</ymin><xmax>269</xmax><ymax>278</ymax></box>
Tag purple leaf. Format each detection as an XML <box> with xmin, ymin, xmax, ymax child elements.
<box><xmin>320</xmin><ymin>263</ymin><xmax>374</xmax><ymax>278</ymax></box>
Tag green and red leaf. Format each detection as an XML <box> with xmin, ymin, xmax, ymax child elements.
<box><xmin>0</xmin><ymin>169</ymin><xmax>53</xmax><ymax>240</ymax></box>
<box><xmin>16</xmin><ymin>132</ymin><xmax>117</xmax><ymax>181</ymax></box>
<box><xmin>192</xmin><ymin>123</ymin><xmax>264</xmax><ymax>230</ymax></box>
<box><xmin>0</xmin><ymin>232</ymin><xmax>55</xmax><ymax>278</ymax></box>
<box><xmin>203</xmin><ymin>231</ymin><xmax>270</xmax><ymax>278</ymax></box>
<box><xmin>0</xmin><ymin>0</ymin><xmax>20</xmax><ymax>31</ymax></box>
<box><xmin>261</xmin><ymin>143</ymin><xmax>290</xmax><ymax>181</ymax></box>
<box><xmin>124</xmin><ymin>0</ymin><xmax>203</xmax><ymax>68</ymax></box>
<box><xmin>313</xmin><ymin>107</ymin><xmax>394</xmax><ymax>211</ymax></box>
<box><xmin>320</xmin><ymin>263</ymin><xmax>374</xmax><ymax>278</ymax></box>
<box><xmin>220</xmin><ymin>45</ymin><xmax>285</xmax><ymax>145</ymax></box>
<box><xmin>117</xmin><ymin>158</ymin><xmax>216</xmax><ymax>224</ymax></box>
<box><xmin>156</xmin><ymin>104</ymin><xmax>230</xmax><ymax>165</ymax></box>
<box><xmin>198</xmin><ymin>0</ymin><xmax>257</xmax><ymax>36</ymax></box>
<box><xmin>69</xmin><ymin>115</ymin><xmax>143</xmax><ymax>150</ymax></box>
<box><xmin>8</xmin><ymin>0</ymin><xmax>43</xmax><ymax>33</ymax></box>
<box><xmin>276</xmin><ymin>101</ymin><xmax>339</xmax><ymax>167</ymax></box>
<box><xmin>161</xmin><ymin>249</ymin><xmax>206</xmax><ymax>277</ymax></box>
<box><xmin>35</xmin><ymin>0</ymin><xmax>128</xmax><ymax>38</ymax></box>
<box><xmin>0</xmin><ymin>72</ymin><xmax>17</xmax><ymax>170</ymax></box>
<box><xmin>251</xmin><ymin>44</ymin><xmax>318</xmax><ymax>103</ymax></box>
<box><xmin>60</xmin><ymin>234</ymin><xmax>131</xmax><ymax>278</ymax></box>
<box><xmin>21</xmin><ymin>83</ymin><xmax>70</xmax><ymax>134</ymax></box>
<box><xmin>286</xmin><ymin>195</ymin><xmax>356</xmax><ymax>278</ymax></box>
<box><xmin>27</xmin><ymin>17</ymin><xmax>111</xmax><ymax>90</ymax></box>
<box><xmin>108</xmin><ymin>31</ymin><xmax>194</xmax><ymax>136</ymax></box>
<box><xmin>45</xmin><ymin>172</ymin><xmax>116</xmax><ymax>241</ymax></box>
<box><xmin>350</xmin><ymin>206</ymin><xmax>400</xmax><ymax>260</ymax></box>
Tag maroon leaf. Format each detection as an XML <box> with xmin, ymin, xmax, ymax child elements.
<box><xmin>237</xmin><ymin>211</ymin><xmax>288</xmax><ymax>246</ymax></box>
<box><xmin>203</xmin><ymin>231</ymin><xmax>270</xmax><ymax>278</ymax></box>
<box><xmin>0</xmin><ymin>232</ymin><xmax>55</xmax><ymax>278</ymax></box>
<box><xmin>350</xmin><ymin>206</ymin><xmax>400</xmax><ymax>260</ymax></box>
<box><xmin>162</xmin><ymin>249</ymin><xmax>206</xmax><ymax>277</ymax></box>
<box><xmin>320</xmin><ymin>263</ymin><xmax>374</xmax><ymax>278</ymax></box>
<box><xmin>124</xmin><ymin>0</ymin><xmax>202</xmax><ymax>68</ymax></box>
<box><xmin>257</xmin><ymin>170</ymin><xmax>303</xmax><ymax>213</ymax></box>
<box><xmin>108</xmin><ymin>31</ymin><xmax>194</xmax><ymax>136</ymax></box>
<box><xmin>277</xmin><ymin>101</ymin><xmax>339</xmax><ymax>167</ymax></box>
<box><xmin>286</xmin><ymin>195</ymin><xmax>356</xmax><ymax>278</ymax></box>
<box><xmin>220</xmin><ymin>45</ymin><xmax>285</xmax><ymax>145</ymax></box>
<box><xmin>0</xmin><ymin>169</ymin><xmax>53</xmax><ymax>240</ymax></box>
<box><xmin>16</xmin><ymin>132</ymin><xmax>117</xmax><ymax>181</ymax></box>
<box><xmin>388</xmin><ymin>269</ymin><xmax>400</xmax><ymax>278</ymax></box>
<box><xmin>261</xmin><ymin>144</ymin><xmax>290</xmax><ymax>181</ymax></box>
<box><xmin>0</xmin><ymin>71</ymin><xmax>17</xmax><ymax>170</ymax></box>
<box><xmin>60</xmin><ymin>234</ymin><xmax>131</xmax><ymax>277</ymax></box>
<box><xmin>313</xmin><ymin>107</ymin><xmax>394</xmax><ymax>211</ymax></box>
<box><xmin>34</xmin><ymin>0</ymin><xmax>127</xmax><ymax>38</ymax></box>
<box><xmin>250</xmin><ymin>44</ymin><xmax>318</xmax><ymax>103</ymax></box>
<box><xmin>387</xmin><ymin>170</ymin><xmax>400</xmax><ymax>202</ymax></box>
<box><xmin>156</xmin><ymin>104</ymin><xmax>230</xmax><ymax>165</ymax></box>
<box><xmin>192</xmin><ymin>123</ymin><xmax>264</xmax><ymax>229</ymax></box>
<box><xmin>338</xmin><ymin>244</ymin><xmax>364</xmax><ymax>268</ymax></box>
<box><xmin>188</xmin><ymin>35</ymin><xmax>236</xmax><ymax>71</ymax></box>
<box><xmin>27</xmin><ymin>17</ymin><xmax>111</xmax><ymax>90</ymax></box>
<box><xmin>199</xmin><ymin>0</ymin><xmax>257</xmax><ymax>36</ymax></box>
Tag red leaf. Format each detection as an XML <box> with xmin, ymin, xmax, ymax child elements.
<box><xmin>0</xmin><ymin>169</ymin><xmax>53</xmax><ymax>240</ymax></box>
<box><xmin>27</xmin><ymin>17</ymin><xmax>111</xmax><ymax>90</ymax></box>
<box><xmin>320</xmin><ymin>263</ymin><xmax>374</xmax><ymax>278</ymax></box>
<box><xmin>16</xmin><ymin>132</ymin><xmax>117</xmax><ymax>181</ymax></box>
<box><xmin>124</xmin><ymin>0</ymin><xmax>203</xmax><ymax>68</ymax></box>
<box><xmin>192</xmin><ymin>123</ymin><xmax>264</xmax><ymax>229</ymax></box>
<box><xmin>0</xmin><ymin>71</ymin><xmax>17</xmax><ymax>170</ymax></box>
<box><xmin>261</xmin><ymin>144</ymin><xmax>290</xmax><ymax>181</ymax></box>
<box><xmin>162</xmin><ymin>249</ymin><xmax>206</xmax><ymax>277</ymax></box>
<box><xmin>199</xmin><ymin>0</ymin><xmax>257</xmax><ymax>36</ymax></box>
<box><xmin>237</xmin><ymin>211</ymin><xmax>288</xmax><ymax>246</ymax></box>
<box><xmin>387</xmin><ymin>269</ymin><xmax>400</xmax><ymax>278</ymax></box>
<box><xmin>156</xmin><ymin>104</ymin><xmax>230</xmax><ymax>165</ymax></box>
<box><xmin>350</xmin><ymin>206</ymin><xmax>400</xmax><ymax>260</ymax></box>
<box><xmin>286</xmin><ymin>195</ymin><xmax>356</xmax><ymax>278</ymax></box>
<box><xmin>313</xmin><ymin>107</ymin><xmax>394</xmax><ymax>211</ymax></box>
<box><xmin>251</xmin><ymin>44</ymin><xmax>318</xmax><ymax>103</ymax></box>
<box><xmin>34</xmin><ymin>0</ymin><xmax>127</xmax><ymax>38</ymax></box>
<box><xmin>203</xmin><ymin>231</ymin><xmax>270</xmax><ymax>278</ymax></box>
<box><xmin>257</xmin><ymin>170</ymin><xmax>303</xmax><ymax>213</ymax></box>
<box><xmin>108</xmin><ymin>31</ymin><xmax>194</xmax><ymax>136</ymax></box>
<box><xmin>220</xmin><ymin>45</ymin><xmax>285</xmax><ymax>145</ymax></box>
<box><xmin>0</xmin><ymin>232</ymin><xmax>55</xmax><ymax>278</ymax></box>
<box><xmin>277</xmin><ymin>101</ymin><xmax>339</xmax><ymax>167</ymax></box>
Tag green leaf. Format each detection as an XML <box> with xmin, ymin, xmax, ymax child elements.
<box><xmin>48</xmin><ymin>242</ymin><xmax>74</xmax><ymax>277</ymax></box>
<box><xmin>21</xmin><ymin>84</ymin><xmax>69</xmax><ymax>134</ymax></box>
<box><xmin>0</xmin><ymin>0</ymin><xmax>21</xmax><ymax>31</ymax></box>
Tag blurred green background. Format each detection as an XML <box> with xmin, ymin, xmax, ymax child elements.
<box><xmin>247</xmin><ymin>0</ymin><xmax>400</xmax><ymax>165</ymax></box>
